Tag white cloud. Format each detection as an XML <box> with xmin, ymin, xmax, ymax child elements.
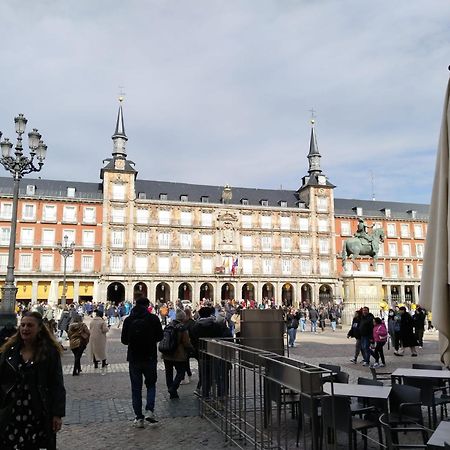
<box><xmin>0</xmin><ymin>0</ymin><xmax>449</xmax><ymax>204</ymax></box>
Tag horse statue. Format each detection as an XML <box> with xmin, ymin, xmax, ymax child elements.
<box><xmin>342</xmin><ymin>227</ymin><xmax>385</xmax><ymax>269</ymax></box>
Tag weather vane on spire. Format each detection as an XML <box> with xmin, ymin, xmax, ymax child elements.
<box><xmin>308</xmin><ymin>108</ymin><xmax>316</xmax><ymax>126</ymax></box>
<box><xmin>118</xmin><ymin>86</ymin><xmax>126</xmax><ymax>103</ymax></box>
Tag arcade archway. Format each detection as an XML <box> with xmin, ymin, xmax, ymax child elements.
<box><xmin>262</xmin><ymin>282</ymin><xmax>274</xmax><ymax>301</ymax></box>
<box><xmin>301</xmin><ymin>284</ymin><xmax>312</xmax><ymax>304</ymax></box>
<box><xmin>178</xmin><ymin>282</ymin><xmax>192</xmax><ymax>301</ymax></box>
<box><xmin>155</xmin><ymin>282</ymin><xmax>170</xmax><ymax>305</ymax></box>
<box><xmin>133</xmin><ymin>282</ymin><xmax>148</xmax><ymax>301</ymax></box>
<box><xmin>241</xmin><ymin>283</ymin><xmax>255</xmax><ymax>301</ymax></box>
<box><xmin>221</xmin><ymin>283</ymin><xmax>234</xmax><ymax>300</ymax></box>
<box><xmin>107</xmin><ymin>282</ymin><xmax>125</xmax><ymax>305</ymax></box>
<box><xmin>200</xmin><ymin>282</ymin><xmax>214</xmax><ymax>302</ymax></box>
<box><xmin>319</xmin><ymin>284</ymin><xmax>333</xmax><ymax>305</ymax></box>
<box><xmin>282</xmin><ymin>283</ymin><xmax>294</xmax><ymax>306</ymax></box>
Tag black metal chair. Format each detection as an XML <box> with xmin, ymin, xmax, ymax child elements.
<box><xmin>403</xmin><ymin>376</ymin><xmax>450</xmax><ymax>429</ymax></box>
<box><xmin>319</xmin><ymin>363</ymin><xmax>341</xmax><ymax>383</ymax></box>
<box><xmin>412</xmin><ymin>363</ymin><xmax>449</xmax><ymax>411</ymax></box>
<box><xmin>335</xmin><ymin>370</ymin><xmax>350</xmax><ymax>384</ymax></box>
<box><xmin>319</xmin><ymin>363</ymin><xmax>341</xmax><ymax>373</ymax></box>
<box><xmin>386</xmin><ymin>384</ymin><xmax>429</xmax><ymax>444</ymax></box>
<box><xmin>322</xmin><ymin>395</ymin><xmax>383</xmax><ymax>450</ymax></box>
<box><xmin>351</xmin><ymin>377</ymin><xmax>385</xmax><ymax>417</ymax></box>
<box><xmin>370</xmin><ymin>366</ymin><xmax>392</xmax><ymax>384</ymax></box>
<box><xmin>297</xmin><ymin>393</ymin><xmax>323</xmax><ymax>448</ymax></box>
<box><xmin>379</xmin><ymin>412</ymin><xmax>429</xmax><ymax>449</ymax></box>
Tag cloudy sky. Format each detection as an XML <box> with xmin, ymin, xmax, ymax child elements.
<box><xmin>1</xmin><ymin>1</ymin><xmax>449</xmax><ymax>204</ymax></box>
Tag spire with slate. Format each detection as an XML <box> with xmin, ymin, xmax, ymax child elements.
<box><xmin>307</xmin><ymin>117</ymin><xmax>321</xmax><ymax>175</ymax></box>
<box><xmin>112</xmin><ymin>95</ymin><xmax>128</xmax><ymax>159</ymax></box>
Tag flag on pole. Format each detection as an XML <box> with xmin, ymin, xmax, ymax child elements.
<box><xmin>231</xmin><ymin>258</ymin><xmax>239</xmax><ymax>276</ymax></box>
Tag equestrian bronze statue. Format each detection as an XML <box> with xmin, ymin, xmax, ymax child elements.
<box><xmin>342</xmin><ymin>218</ymin><xmax>385</xmax><ymax>269</ymax></box>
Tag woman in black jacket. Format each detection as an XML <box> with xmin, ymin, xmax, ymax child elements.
<box><xmin>347</xmin><ymin>309</ymin><xmax>362</xmax><ymax>363</ymax></box>
<box><xmin>394</xmin><ymin>306</ymin><xmax>418</xmax><ymax>356</ymax></box>
<box><xmin>0</xmin><ymin>311</ymin><xmax>66</xmax><ymax>450</ymax></box>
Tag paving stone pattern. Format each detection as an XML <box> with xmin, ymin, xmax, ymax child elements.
<box><xmin>58</xmin><ymin>322</ymin><xmax>440</xmax><ymax>449</ymax></box>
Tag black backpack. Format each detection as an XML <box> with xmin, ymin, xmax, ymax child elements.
<box><xmin>129</xmin><ymin>317</ymin><xmax>150</xmax><ymax>350</ymax></box>
<box><xmin>158</xmin><ymin>323</ymin><xmax>178</xmax><ymax>355</ymax></box>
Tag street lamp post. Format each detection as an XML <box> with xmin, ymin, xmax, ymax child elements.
<box><xmin>0</xmin><ymin>114</ymin><xmax>47</xmax><ymax>326</ymax></box>
<box><xmin>58</xmin><ymin>235</ymin><xmax>75</xmax><ymax>307</ymax></box>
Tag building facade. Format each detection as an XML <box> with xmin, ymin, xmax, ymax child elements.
<box><xmin>335</xmin><ymin>199</ymin><xmax>428</xmax><ymax>304</ymax></box>
<box><xmin>0</xmin><ymin>105</ymin><xmax>429</xmax><ymax>307</ymax></box>
<box><xmin>0</xmin><ymin>180</ymin><xmax>103</xmax><ymax>304</ymax></box>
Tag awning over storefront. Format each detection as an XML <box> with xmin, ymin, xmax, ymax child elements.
<box><xmin>16</xmin><ymin>281</ymin><xmax>32</xmax><ymax>300</ymax></box>
<box><xmin>37</xmin><ymin>281</ymin><xmax>51</xmax><ymax>300</ymax></box>
<box><xmin>79</xmin><ymin>282</ymin><xmax>94</xmax><ymax>296</ymax></box>
<box><xmin>58</xmin><ymin>282</ymin><xmax>74</xmax><ymax>299</ymax></box>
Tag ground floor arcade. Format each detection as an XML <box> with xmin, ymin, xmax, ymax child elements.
<box><xmin>98</xmin><ymin>277</ymin><xmax>338</xmax><ymax>307</ymax></box>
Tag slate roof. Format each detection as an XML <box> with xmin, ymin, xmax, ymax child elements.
<box><xmin>135</xmin><ymin>179</ymin><xmax>301</xmax><ymax>207</ymax></box>
<box><xmin>0</xmin><ymin>176</ymin><xmax>430</xmax><ymax>218</ymax></box>
<box><xmin>0</xmin><ymin>177</ymin><xmax>102</xmax><ymax>200</ymax></box>
<box><xmin>334</xmin><ymin>198</ymin><xmax>429</xmax><ymax>220</ymax></box>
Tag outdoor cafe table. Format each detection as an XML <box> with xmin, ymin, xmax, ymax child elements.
<box><xmin>391</xmin><ymin>368</ymin><xmax>450</xmax><ymax>384</ymax></box>
<box><xmin>323</xmin><ymin>382</ymin><xmax>392</xmax><ymax>403</ymax></box>
<box><xmin>426</xmin><ymin>420</ymin><xmax>450</xmax><ymax>449</ymax></box>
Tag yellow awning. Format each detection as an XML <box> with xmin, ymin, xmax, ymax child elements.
<box><xmin>58</xmin><ymin>282</ymin><xmax>74</xmax><ymax>299</ymax></box>
<box><xmin>16</xmin><ymin>281</ymin><xmax>32</xmax><ymax>300</ymax></box>
<box><xmin>37</xmin><ymin>282</ymin><xmax>51</xmax><ymax>300</ymax></box>
<box><xmin>79</xmin><ymin>282</ymin><xmax>94</xmax><ymax>296</ymax></box>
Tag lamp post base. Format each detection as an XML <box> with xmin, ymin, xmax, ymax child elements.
<box><xmin>0</xmin><ymin>312</ymin><xmax>18</xmax><ymax>328</ymax></box>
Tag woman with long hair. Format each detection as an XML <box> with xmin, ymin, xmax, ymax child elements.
<box><xmin>0</xmin><ymin>311</ymin><xmax>66</xmax><ymax>449</ymax></box>
<box><xmin>68</xmin><ymin>314</ymin><xmax>90</xmax><ymax>376</ymax></box>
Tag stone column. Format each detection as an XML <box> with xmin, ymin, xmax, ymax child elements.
<box><xmin>400</xmin><ymin>284</ymin><xmax>406</xmax><ymax>303</ymax></box>
<box><xmin>296</xmin><ymin>282</ymin><xmax>301</xmax><ymax>307</ymax></box>
<box><xmin>125</xmin><ymin>281</ymin><xmax>134</xmax><ymax>303</ymax></box>
<box><xmin>193</xmin><ymin>280</ymin><xmax>199</xmax><ymax>307</ymax></box>
<box><xmin>276</xmin><ymin>282</ymin><xmax>282</xmax><ymax>306</ymax></box>
<box><xmin>48</xmin><ymin>280</ymin><xmax>58</xmax><ymax>306</ymax></box>
<box><xmin>73</xmin><ymin>280</ymin><xmax>80</xmax><ymax>304</ymax></box>
<box><xmin>171</xmin><ymin>281</ymin><xmax>176</xmax><ymax>305</ymax></box>
<box><xmin>93</xmin><ymin>280</ymin><xmax>101</xmax><ymax>304</ymax></box>
<box><xmin>413</xmin><ymin>284</ymin><xmax>420</xmax><ymax>304</ymax></box>
<box><xmin>96</xmin><ymin>280</ymin><xmax>106</xmax><ymax>304</ymax></box>
<box><xmin>31</xmin><ymin>280</ymin><xmax>39</xmax><ymax>305</ymax></box>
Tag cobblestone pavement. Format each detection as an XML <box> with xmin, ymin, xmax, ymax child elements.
<box><xmin>57</xmin><ymin>322</ymin><xmax>440</xmax><ymax>449</ymax></box>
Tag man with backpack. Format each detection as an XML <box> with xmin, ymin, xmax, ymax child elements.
<box><xmin>121</xmin><ymin>297</ymin><xmax>163</xmax><ymax>428</ymax></box>
<box><xmin>159</xmin><ymin>309</ymin><xmax>193</xmax><ymax>399</ymax></box>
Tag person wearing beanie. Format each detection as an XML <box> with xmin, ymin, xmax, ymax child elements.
<box><xmin>161</xmin><ymin>309</ymin><xmax>193</xmax><ymax>399</ymax></box>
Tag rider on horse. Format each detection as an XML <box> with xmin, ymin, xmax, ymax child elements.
<box><xmin>354</xmin><ymin>218</ymin><xmax>373</xmax><ymax>246</ymax></box>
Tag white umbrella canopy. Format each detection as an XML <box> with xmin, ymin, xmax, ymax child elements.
<box><xmin>420</xmin><ymin>74</ymin><xmax>450</xmax><ymax>368</ymax></box>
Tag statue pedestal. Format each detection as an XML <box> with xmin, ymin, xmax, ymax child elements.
<box><xmin>341</xmin><ymin>271</ymin><xmax>384</xmax><ymax>325</ymax></box>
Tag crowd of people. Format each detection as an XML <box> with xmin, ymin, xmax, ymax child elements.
<box><xmin>0</xmin><ymin>295</ymin><xmax>436</xmax><ymax>444</ymax></box>
<box><xmin>347</xmin><ymin>304</ymin><xmax>429</xmax><ymax>368</ymax></box>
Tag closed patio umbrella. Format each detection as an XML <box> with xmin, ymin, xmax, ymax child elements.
<box><xmin>420</xmin><ymin>73</ymin><xmax>450</xmax><ymax>368</ymax></box>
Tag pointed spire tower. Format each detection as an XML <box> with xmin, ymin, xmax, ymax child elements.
<box><xmin>100</xmin><ymin>95</ymin><xmax>137</xmax><ymax>180</ymax></box>
<box><xmin>307</xmin><ymin>117</ymin><xmax>321</xmax><ymax>175</ymax></box>
<box><xmin>111</xmin><ymin>96</ymin><xmax>128</xmax><ymax>159</ymax></box>
<box><xmin>297</xmin><ymin>115</ymin><xmax>334</xmax><ymax>204</ymax></box>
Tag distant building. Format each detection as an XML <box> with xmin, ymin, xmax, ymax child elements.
<box><xmin>0</xmin><ymin>105</ymin><xmax>429</xmax><ymax>306</ymax></box>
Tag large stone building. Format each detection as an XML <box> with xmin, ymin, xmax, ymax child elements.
<box><xmin>0</xmin><ymin>104</ymin><xmax>429</xmax><ymax>307</ymax></box>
